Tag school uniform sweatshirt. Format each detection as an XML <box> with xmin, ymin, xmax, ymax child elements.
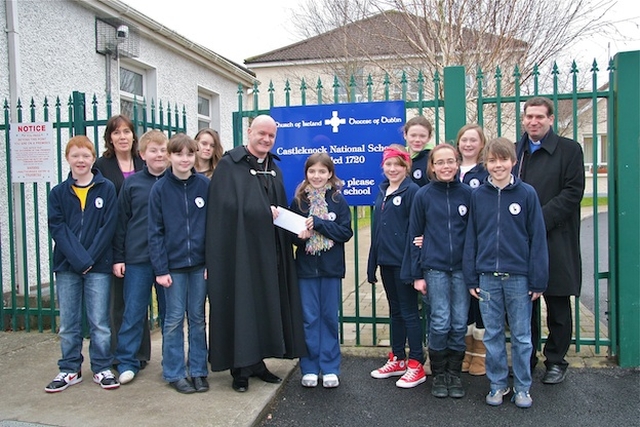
<box><xmin>289</xmin><ymin>189</ymin><xmax>353</xmax><ymax>279</ymax></box>
<box><xmin>402</xmin><ymin>179</ymin><xmax>472</xmax><ymax>281</ymax></box>
<box><xmin>147</xmin><ymin>168</ymin><xmax>209</xmax><ymax>276</ymax></box>
<box><xmin>461</xmin><ymin>163</ymin><xmax>489</xmax><ymax>189</ymax></box>
<box><xmin>48</xmin><ymin>169</ymin><xmax>117</xmax><ymax>274</ymax></box>
<box><xmin>462</xmin><ymin>176</ymin><xmax>549</xmax><ymax>293</ymax></box>
<box><xmin>112</xmin><ymin>166</ymin><xmax>165</xmax><ymax>265</ymax></box>
<box><xmin>367</xmin><ymin>177</ymin><xmax>419</xmax><ymax>283</ymax></box>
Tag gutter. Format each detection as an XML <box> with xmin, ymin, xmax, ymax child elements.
<box><xmin>78</xmin><ymin>0</ymin><xmax>257</xmax><ymax>87</ymax></box>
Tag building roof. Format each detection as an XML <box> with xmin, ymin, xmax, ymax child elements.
<box><xmin>245</xmin><ymin>10</ymin><xmax>527</xmax><ymax>65</ymax></box>
<box><xmin>84</xmin><ymin>0</ymin><xmax>256</xmax><ymax>85</ymax></box>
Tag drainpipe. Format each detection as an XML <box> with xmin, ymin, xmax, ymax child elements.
<box><xmin>5</xmin><ymin>0</ymin><xmax>20</xmax><ymax>116</ymax></box>
<box><xmin>4</xmin><ymin>0</ymin><xmax>25</xmax><ymax>297</ymax></box>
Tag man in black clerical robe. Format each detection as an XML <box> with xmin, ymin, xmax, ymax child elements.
<box><xmin>205</xmin><ymin>115</ymin><xmax>307</xmax><ymax>392</ymax></box>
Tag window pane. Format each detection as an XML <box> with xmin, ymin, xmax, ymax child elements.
<box><xmin>583</xmin><ymin>137</ymin><xmax>593</xmax><ymax>169</ymax></box>
<box><xmin>120</xmin><ymin>68</ymin><xmax>143</xmax><ymax>96</ymax></box>
<box><xmin>121</xmin><ymin>99</ymin><xmax>134</xmax><ymax>119</ymax></box>
<box><xmin>198</xmin><ymin>120</ymin><xmax>210</xmax><ymax>130</ymax></box>
<box><xmin>600</xmin><ymin>135</ymin><xmax>607</xmax><ymax>163</ymax></box>
<box><xmin>198</xmin><ymin>96</ymin><xmax>210</xmax><ymax>116</ymax></box>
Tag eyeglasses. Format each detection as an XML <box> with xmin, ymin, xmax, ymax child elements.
<box><xmin>434</xmin><ymin>159</ymin><xmax>457</xmax><ymax>166</ymax></box>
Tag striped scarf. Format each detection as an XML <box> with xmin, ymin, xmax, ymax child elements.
<box><xmin>304</xmin><ymin>184</ymin><xmax>334</xmax><ymax>255</ymax></box>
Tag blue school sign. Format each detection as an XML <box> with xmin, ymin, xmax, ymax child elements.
<box><xmin>270</xmin><ymin>101</ymin><xmax>406</xmax><ymax>205</ymax></box>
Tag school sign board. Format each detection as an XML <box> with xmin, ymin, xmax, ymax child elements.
<box><xmin>271</xmin><ymin>101</ymin><xmax>405</xmax><ymax>205</ymax></box>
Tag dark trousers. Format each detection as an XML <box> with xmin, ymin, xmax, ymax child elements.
<box><xmin>110</xmin><ymin>276</ymin><xmax>152</xmax><ymax>363</ymax></box>
<box><xmin>531</xmin><ymin>295</ymin><xmax>572</xmax><ymax>369</ymax></box>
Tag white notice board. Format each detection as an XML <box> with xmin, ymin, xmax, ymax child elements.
<box><xmin>10</xmin><ymin>122</ymin><xmax>56</xmax><ymax>183</ymax></box>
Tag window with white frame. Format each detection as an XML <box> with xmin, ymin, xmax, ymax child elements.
<box><xmin>583</xmin><ymin>134</ymin><xmax>608</xmax><ymax>173</ymax></box>
<box><xmin>197</xmin><ymin>89</ymin><xmax>220</xmax><ymax>131</ymax></box>
<box><xmin>119</xmin><ymin>61</ymin><xmax>157</xmax><ymax>124</ymax></box>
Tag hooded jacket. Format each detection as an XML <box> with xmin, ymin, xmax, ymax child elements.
<box><xmin>290</xmin><ymin>188</ymin><xmax>353</xmax><ymax>279</ymax></box>
<box><xmin>463</xmin><ymin>176</ymin><xmax>549</xmax><ymax>293</ymax></box>
<box><xmin>367</xmin><ymin>176</ymin><xmax>419</xmax><ymax>283</ymax></box>
<box><xmin>147</xmin><ymin>167</ymin><xmax>209</xmax><ymax>275</ymax></box>
<box><xmin>48</xmin><ymin>169</ymin><xmax>117</xmax><ymax>274</ymax></box>
<box><xmin>403</xmin><ymin>179</ymin><xmax>472</xmax><ymax>280</ymax></box>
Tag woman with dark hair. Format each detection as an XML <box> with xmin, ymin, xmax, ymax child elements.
<box><xmin>95</xmin><ymin>115</ymin><xmax>144</xmax><ymax>193</ymax></box>
<box><xmin>94</xmin><ymin>114</ymin><xmax>147</xmax><ymax>369</ymax></box>
<box><xmin>194</xmin><ymin>128</ymin><xmax>223</xmax><ymax>179</ymax></box>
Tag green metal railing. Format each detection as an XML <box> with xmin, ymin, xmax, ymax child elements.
<box><xmin>1</xmin><ymin>54</ymin><xmax>637</xmax><ymax>367</ymax></box>
<box><xmin>232</xmin><ymin>54</ymin><xmax>639</xmax><ymax>366</ymax></box>
<box><xmin>0</xmin><ymin>92</ymin><xmax>186</xmax><ymax>332</ymax></box>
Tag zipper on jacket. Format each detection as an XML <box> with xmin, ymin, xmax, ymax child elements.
<box><xmin>183</xmin><ymin>182</ymin><xmax>192</xmax><ymax>266</ymax></box>
<box><xmin>495</xmin><ymin>188</ymin><xmax>501</xmax><ymax>272</ymax></box>
<box><xmin>446</xmin><ymin>184</ymin><xmax>454</xmax><ymax>270</ymax></box>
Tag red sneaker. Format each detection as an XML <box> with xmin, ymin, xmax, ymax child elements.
<box><xmin>370</xmin><ymin>353</ymin><xmax>407</xmax><ymax>379</ymax></box>
<box><xmin>395</xmin><ymin>359</ymin><xmax>427</xmax><ymax>388</ymax></box>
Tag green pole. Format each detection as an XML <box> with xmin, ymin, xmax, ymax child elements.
<box><xmin>612</xmin><ymin>50</ymin><xmax>640</xmax><ymax>367</ymax></box>
<box><xmin>443</xmin><ymin>66</ymin><xmax>466</xmax><ymax>143</ymax></box>
<box><xmin>71</xmin><ymin>91</ymin><xmax>86</xmax><ymax>136</ymax></box>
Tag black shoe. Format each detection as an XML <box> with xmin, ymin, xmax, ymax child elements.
<box><xmin>257</xmin><ymin>370</ymin><xmax>282</xmax><ymax>384</ymax></box>
<box><xmin>232</xmin><ymin>377</ymin><xmax>249</xmax><ymax>392</ymax></box>
<box><xmin>139</xmin><ymin>360</ymin><xmax>148</xmax><ymax>370</ymax></box>
<box><xmin>170</xmin><ymin>378</ymin><xmax>196</xmax><ymax>394</ymax></box>
<box><xmin>192</xmin><ymin>376</ymin><xmax>209</xmax><ymax>392</ymax></box>
<box><xmin>447</xmin><ymin>373</ymin><xmax>465</xmax><ymax>399</ymax></box>
<box><xmin>542</xmin><ymin>364</ymin><xmax>567</xmax><ymax>384</ymax></box>
<box><xmin>431</xmin><ymin>374</ymin><xmax>448</xmax><ymax>398</ymax></box>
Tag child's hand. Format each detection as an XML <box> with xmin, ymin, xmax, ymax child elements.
<box><xmin>529</xmin><ymin>291</ymin><xmax>542</xmax><ymax>301</ymax></box>
<box><xmin>113</xmin><ymin>263</ymin><xmax>125</xmax><ymax>278</ymax></box>
<box><xmin>271</xmin><ymin>205</ymin><xmax>279</xmax><ymax>220</ymax></box>
<box><xmin>156</xmin><ymin>274</ymin><xmax>172</xmax><ymax>288</ymax></box>
<box><xmin>413</xmin><ymin>279</ymin><xmax>427</xmax><ymax>295</ymax></box>
<box><xmin>469</xmin><ymin>288</ymin><xmax>481</xmax><ymax>299</ymax></box>
<box><xmin>297</xmin><ymin>229</ymin><xmax>311</xmax><ymax>240</ymax></box>
<box><xmin>305</xmin><ymin>216</ymin><xmax>314</xmax><ymax>230</ymax></box>
<box><xmin>413</xmin><ymin>235</ymin><xmax>423</xmax><ymax>248</ymax></box>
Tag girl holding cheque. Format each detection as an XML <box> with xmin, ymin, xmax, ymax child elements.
<box><xmin>289</xmin><ymin>153</ymin><xmax>353</xmax><ymax>389</ymax></box>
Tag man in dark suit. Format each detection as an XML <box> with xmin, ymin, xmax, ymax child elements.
<box><xmin>515</xmin><ymin>97</ymin><xmax>585</xmax><ymax>384</ymax></box>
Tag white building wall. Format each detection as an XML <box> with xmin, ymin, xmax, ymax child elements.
<box><xmin>0</xmin><ymin>0</ymin><xmax>253</xmax><ymax>295</ymax></box>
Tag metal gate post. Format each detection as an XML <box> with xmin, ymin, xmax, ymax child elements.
<box><xmin>612</xmin><ymin>50</ymin><xmax>640</xmax><ymax>367</ymax></box>
<box><xmin>443</xmin><ymin>66</ymin><xmax>466</xmax><ymax>143</ymax></box>
<box><xmin>72</xmin><ymin>91</ymin><xmax>86</xmax><ymax>136</ymax></box>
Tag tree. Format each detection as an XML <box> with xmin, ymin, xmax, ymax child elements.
<box><xmin>287</xmin><ymin>0</ymin><xmax>619</xmax><ymax>127</ymax></box>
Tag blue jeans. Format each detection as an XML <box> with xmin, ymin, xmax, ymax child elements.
<box><xmin>299</xmin><ymin>277</ymin><xmax>341</xmax><ymax>375</ymax></box>
<box><xmin>55</xmin><ymin>271</ymin><xmax>112</xmax><ymax>374</ymax></box>
<box><xmin>381</xmin><ymin>266</ymin><xmax>424</xmax><ymax>363</ymax></box>
<box><xmin>479</xmin><ymin>273</ymin><xmax>533</xmax><ymax>393</ymax></box>
<box><xmin>161</xmin><ymin>267</ymin><xmax>208</xmax><ymax>382</ymax></box>
<box><xmin>426</xmin><ymin>269</ymin><xmax>469</xmax><ymax>352</ymax></box>
<box><xmin>114</xmin><ymin>263</ymin><xmax>166</xmax><ymax>374</ymax></box>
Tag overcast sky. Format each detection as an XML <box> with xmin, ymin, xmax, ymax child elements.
<box><xmin>122</xmin><ymin>0</ymin><xmax>640</xmax><ymax>65</ymax></box>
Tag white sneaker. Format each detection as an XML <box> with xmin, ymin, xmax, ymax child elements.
<box><xmin>119</xmin><ymin>370</ymin><xmax>135</xmax><ymax>385</ymax></box>
<box><xmin>301</xmin><ymin>374</ymin><xmax>318</xmax><ymax>387</ymax></box>
<box><xmin>93</xmin><ymin>369</ymin><xmax>120</xmax><ymax>390</ymax></box>
<box><xmin>322</xmin><ymin>374</ymin><xmax>339</xmax><ymax>388</ymax></box>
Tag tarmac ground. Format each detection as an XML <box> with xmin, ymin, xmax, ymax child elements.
<box><xmin>259</xmin><ymin>353</ymin><xmax>640</xmax><ymax>427</ymax></box>
<box><xmin>1</xmin><ymin>330</ymin><xmax>638</xmax><ymax>427</ymax></box>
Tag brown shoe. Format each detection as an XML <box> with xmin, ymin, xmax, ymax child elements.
<box><xmin>469</xmin><ymin>337</ymin><xmax>486</xmax><ymax>376</ymax></box>
<box><xmin>462</xmin><ymin>334</ymin><xmax>474</xmax><ymax>373</ymax></box>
